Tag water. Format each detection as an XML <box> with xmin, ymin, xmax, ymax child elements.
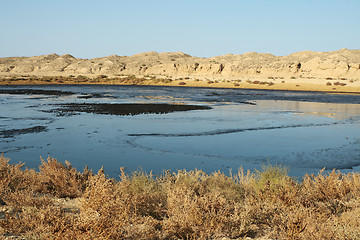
<box><xmin>0</xmin><ymin>85</ymin><xmax>359</xmax><ymax>179</ymax></box>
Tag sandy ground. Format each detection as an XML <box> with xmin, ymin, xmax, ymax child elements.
<box><xmin>1</xmin><ymin>73</ymin><xmax>359</xmax><ymax>94</ymax></box>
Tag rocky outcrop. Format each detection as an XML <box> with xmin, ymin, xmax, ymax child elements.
<box><xmin>1</xmin><ymin>49</ymin><xmax>359</xmax><ymax>80</ymax></box>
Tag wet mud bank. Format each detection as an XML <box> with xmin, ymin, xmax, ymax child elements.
<box><xmin>47</xmin><ymin>103</ymin><xmax>212</xmax><ymax>116</ymax></box>
<box><xmin>0</xmin><ymin>126</ymin><xmax>47</xmax><ymax>138</ymax></box>
<box><xmin>0</xmin><ymin>89</ymin><xmax>75</xmax><ymax>96</ymax></box>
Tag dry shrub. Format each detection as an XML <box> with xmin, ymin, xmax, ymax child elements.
<box><xmin>1</xmin><ymin>204</ymin><xmax>78</xmax><ymax>239</ymax></box>
<box><xmin>97</xmin><ymin>74</ymin><xmax>107</xmax><ymax>79</ymax></box>
<box><xmin>244</xmin><ymin>165</ymin><xmax>307</xmax><ymax>239</ymax></box>
<box><xmin>202</xmin><ymin>171</ymin><xmax>245</xmax><ymax>202</ymax></box>
<box><xmin>0</xmin><ymin>154</ymin><xmax>28</xmax><ymax>193</ymax></box>
<box><xmin>1</xmin><ymin>155</ymin><xmax>360</xmax><ymax>239</ymax></box>
<box><xmin>163</xmin><ymin>170</ymin><xmax>251</xmax><ymax>239</ymax></box>
<box><xmin>254</xmin><ymin>164</ymin><xmax>290</xmax><ymax>191</ymax></box>
<box><xmin>37</xmin><ymin>157</ymin><xmax>92</xmax><ymax>198</ymax></box>
<box><xmin>0</xmin><ymin>155</ymin><xmax>77</xmax><ymax>238</ymax></box>
<box><xmin>118</xmin><ymin>168</ymin><xmax>167</xmax><ymax>220</ymax></box>
<box><xmin>78</xmin><ymin>168</ymin><xmax>126</xmax><ymax>238</ymax></box>
<box><xmin>300</xmin><ymin>203</ymin><xmax>360</xmax><ymax>239</ymax></box>
<box><xmin>0</xmin><ymin>154</ymin><xmax>41</xmax><ymax>207</ymax></box>
<box><xmin>301</xmin><ymin>169</ymin><xmax>357</xmax><ymax>203</ymax></box>
<box><xmin>79</xmin><ymin>168</ymin><xmax>162</xmax><ymax>239</ymax></box>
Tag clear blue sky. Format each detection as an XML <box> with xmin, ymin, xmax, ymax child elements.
<box><xmin>1</xmin><ymin>0</ymin><xmax>359</xmax><ymax>58</ymax></box>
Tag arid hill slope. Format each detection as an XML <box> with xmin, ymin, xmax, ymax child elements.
<box><xmin>1</xmin><ymin>49</ymin><xmax>360</xmax><ymax>80</ymax></box>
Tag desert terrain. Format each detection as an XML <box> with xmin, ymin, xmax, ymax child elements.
<box><xmin>1</xmin><ymin>48</ymin><xmax>360</xmax><ymax>93</ymax></box>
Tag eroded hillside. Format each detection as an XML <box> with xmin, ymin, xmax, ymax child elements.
<box><xmin>1</xmin><ymin>49</ymin><xmax>359</xmax><ymax>80</ymax></box>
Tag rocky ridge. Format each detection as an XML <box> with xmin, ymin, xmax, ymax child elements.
<box><xmin>1</xmin><ymin>49</ymin><xmax>359</xmax><ymax>80</ymax></box>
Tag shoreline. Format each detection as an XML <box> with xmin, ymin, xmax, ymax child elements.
<box><xmin>1</xmin><ymin>74</ymin><xmax>360</xmax><ymax>94</ymax></box>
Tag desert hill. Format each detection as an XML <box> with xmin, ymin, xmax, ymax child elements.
<box><xmin>1</xmin><ymin>49</ymin><xmax>360</xmax><ymax>92</ymax></box>
<box><xmin>1</xmin><ymin>49</ymin><xmax>359</xmax><ymax>79</ymax></box>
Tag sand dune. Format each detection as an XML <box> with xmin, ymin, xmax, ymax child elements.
<box><xmin>1</xmin><ymin>49</ymin><xmax>360</xmax><ymax>92</ymax></box>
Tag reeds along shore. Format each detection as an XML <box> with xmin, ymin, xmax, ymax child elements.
<box><xmin>0</xmin><ymin>155</ymin><xmax>360</xmax><ymax>239</ymax></box>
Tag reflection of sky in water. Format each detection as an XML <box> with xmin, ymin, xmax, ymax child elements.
<box><xmin>0</xmin><ymin>85</ymin><xmax>359</xmax><ymax>179</ymax></box>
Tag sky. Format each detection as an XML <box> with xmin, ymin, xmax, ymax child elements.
<box><xmin>1</xmin><ymin>0</ymin><xmax>359</xmax><ymax>59</ymax></box>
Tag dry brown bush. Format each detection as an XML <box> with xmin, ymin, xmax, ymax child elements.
<box><xmin>1</xmin><ymin>155</ymin><xmax>360</xmax><ymax>239</ymax></box>
<box><xmin>37</xmin><ymin>157</ymin><xmax>92</xmax><ymax>198</ymax></box>
<box><xmin>162</xmin><ymin>170</ymin><xmax>252</xmax><ymax>239</ymax></box>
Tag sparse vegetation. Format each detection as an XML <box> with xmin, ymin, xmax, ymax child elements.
<box><xmin>0</xmin><ymin>74</ymin><xmax>357</xmax><ymax>93</ymax></box>
<box><xmin>97</xmin><ymin>74</ymin><xmax>107</xmax><ymax>79</ymax></box>
<box><xmin>161</xmin><ymin>78</ymin><xmax>172</xmax><ymax>84</ymax></box>
<box><xmin>0</xmin><ymin>155</ymin><xmax>360</xmax><ymax>239</ymax></box>
<box><xmin>333</xmin><ymin>82</ymin><xmax>347</xmax><ymax>86</ymax></box>
<box><xmin>246</xmin><ymin>80</ymin><xmax>274</xmax><ymax>86</ymax></box>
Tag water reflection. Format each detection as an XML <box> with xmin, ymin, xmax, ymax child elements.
<box><xmin>0</xmin><ymin>85</ymin><xmax>359</xmax><ymax>178</ymax></box>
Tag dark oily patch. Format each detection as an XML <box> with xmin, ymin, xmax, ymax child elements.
<box><xmin>49</xmin><ymin>103</ymin><xmax>211</xmax><ymax>116</ymax></box>
<box><xmin>77</xmin><ymin>93</ymin><xmax>104</xmax><ymax>99</ymax></box>
<box><xmin>0</xmin><ymin>89</ymin><xmax>75</xmax><ymax>96</ymax></box>
<box><xmin>235</xmin><ymin>101</ymin><xmax>257</xmax><ymax>105</ymax></box>
<box><xmin>0</xmin><ymin>126</ymin><xmax>47</xmax><ymax>138</ymax></box>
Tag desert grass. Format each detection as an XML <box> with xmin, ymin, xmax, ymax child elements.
<box><xmin>0</xmin><ymin>154</ymin><xmax>360</xmax><ymax>239</ymax></box>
